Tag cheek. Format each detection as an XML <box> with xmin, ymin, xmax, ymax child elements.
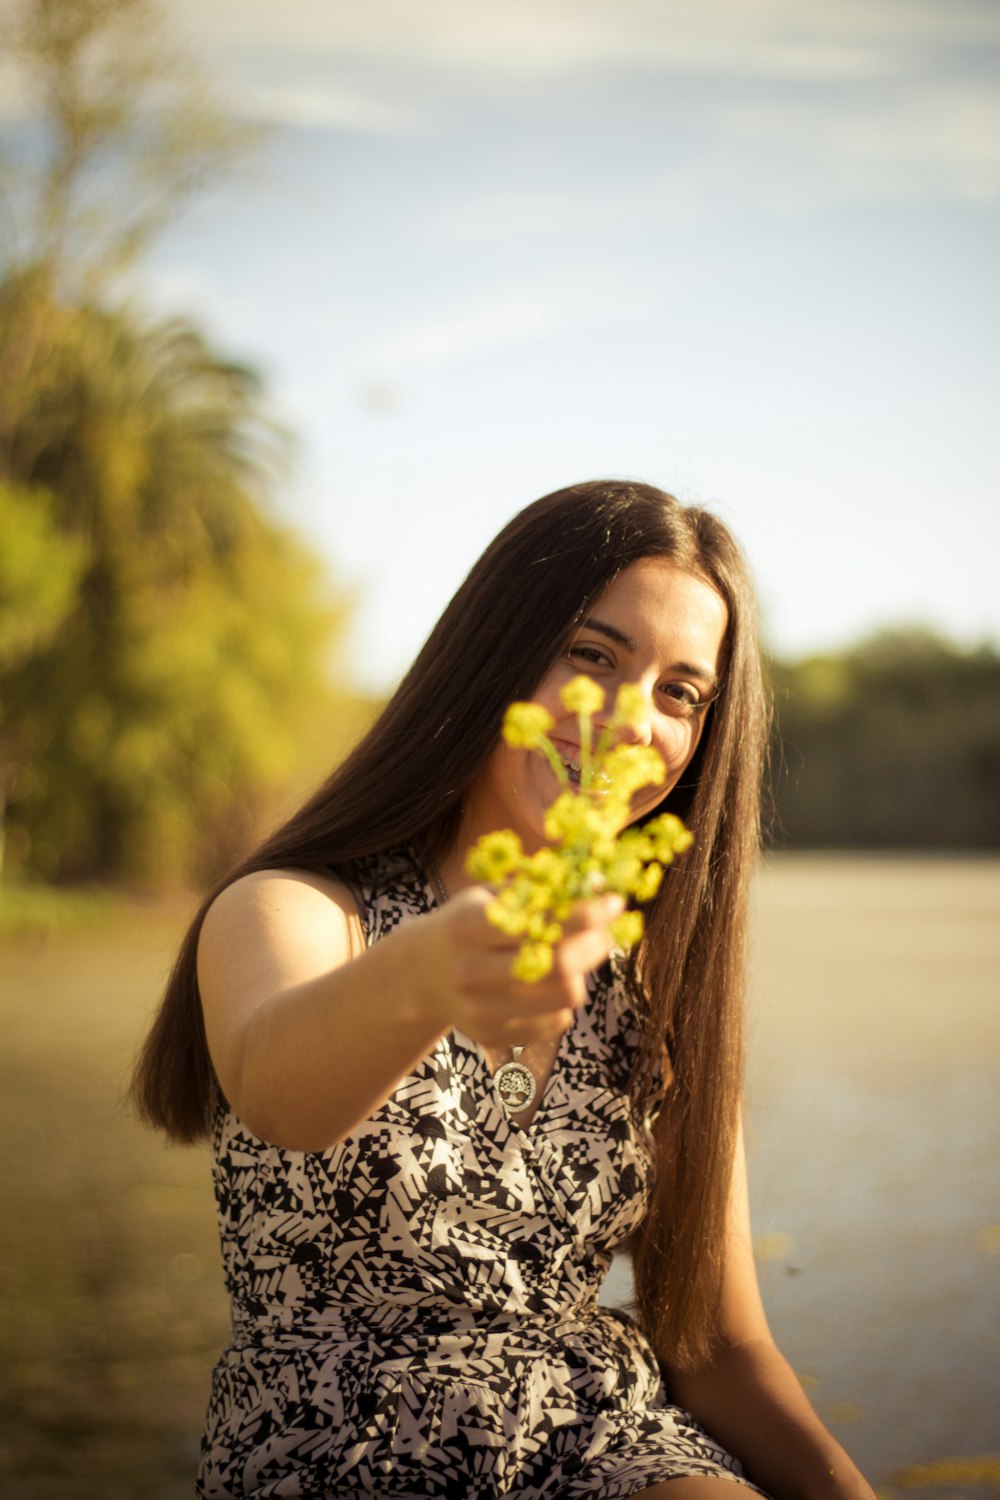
<box><xmin>485</xmin><ymin>742</ymin><xmax>543</xmax><ymax>799</ymax></box>
<box><xmin>478</xmin><ymin>741</ymin><xmax>517</xmax><ymax>798</ymax></box>
<box><xmin>657</xmin><ymin>722</ymin><xmax>702</xmax><ymax>778</ymax></box>
<box><xmin>530</xmin><ymin>661</ymin><xmax>564</xmax><ymax>700</ymax></box>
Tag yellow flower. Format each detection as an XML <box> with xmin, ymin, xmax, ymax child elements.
<box><xmin>517</xmin><ymin>875</ymin><xmax>552</xmax><ymax>912</ymax></box>
<box><xmin>526</xmin><ymin>847</ymin><xmax>572</xmax><ymax>897</ymax></box>
<box><xmin>560</xmin><ymin>675</ymin><xmax>605</xmax><ymax>716</ymax></box>
<box><xmin>603</xmin><ymin>847</ymin><xmax>644</xmax><ymax>891</ymax></box>
<box><xmin>610</xmin><ymin>910</ymin><xmax>644</xmax><ymax>949</ymax></box>
<box><xmin>613</xmin><ymin>682</ymin><xmax>646</xmax><ymax>730</ymax></box>
<box><xmin>467</xmin><ymin>690</ymin><xmax>693</xmax><ymax>982</ymax></box>
<box><xmin>544</xmin><ymin>792</ymin><xmax>610</xmax><ymax>847</ymax></box>
<box><xmin>466</xmin><ymin>830</ymin><xmax>523</xmax><ymax>883</ymax></box>
<box><xmin>603</xmin><ymin>744</ymin><xmax>666</xmax><ymax>798</ymax></box>
<box><xmin>512</xmin><ymin>942</ymin><xmax>554</xmax><ymax>982</ymax></box>
<box><xmin>526</xmin><ymin>913</ymin><xmax>563</xmax><ymax>945</ymax></box>
<box><xmin>485</xmin><ymin>896</ymin><xmax>529</xmax><ymax>936</ymax></box>
<box><xmin>502</xmin><ymin>701</ymin><xmax>555</xmax><ymax>749</ymax></box>
<box><xmin>645</xmin><ymin>813</ymin><xmax>694</xmax><ymax>861</ymax></box>
<box><xmin>618</xmin><ymin>828</ymin><xmax>654</xmax><ymax>862</ymax></box>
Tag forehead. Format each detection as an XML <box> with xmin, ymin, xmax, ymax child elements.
<box><xmin>587</xmin><ymin>557</ymin><xmax>728</xmax><ymax>664</ymax></box>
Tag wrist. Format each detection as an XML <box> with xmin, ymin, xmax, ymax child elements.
<box><xmin>378</xmin><ymin>911</ymin><xmax>452</xmax><ymax>1035</ymax></box>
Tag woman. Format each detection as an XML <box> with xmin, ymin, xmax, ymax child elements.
<box><xmin>133</xmin><ymin>479</ymin><xmax>875</xmax><ymax>1500</ymax></box>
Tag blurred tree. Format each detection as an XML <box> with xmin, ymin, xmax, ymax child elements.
<box><xmin>0</xmin><ymin>0</ymin><xmax>257</xmax><ymax>459</ymax></box>
<box><xmin>1</xmin><ymin>0</ymin><xmax>253</xmax><ymax>293</ymax></box>
<box><xmin>770</xmin><ymin>629</ymin><xmax>1000</xmax><ymax>849</ymax></box>
<box><xmin>0</xmin><ymin>479</ymin><xmax>84</xmax><ymax>674</ymax></box>
<box><xmin>0</xmin><ymin>0</ymin><xmax>359</xmax><ymax>886</ymax></box>
<box><xmin>0</xmin><ymin>293</ymin><xmax>352</xmax><ymax>884</ymax></box>
<box><xmin>0</xmin><ymin>477</ymin><xmax>85</xmax><ymax>875</ymax></box>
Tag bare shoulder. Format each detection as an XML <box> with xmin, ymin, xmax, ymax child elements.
<box><xmin>199</xmin><ymin>868</ymin><xmax>366</xmax><ymax>1016</ymax></box>
<box><xmin>203</xmin><ymin>866</ymin><xmax>364</xmax><ymax>938</ymax></box>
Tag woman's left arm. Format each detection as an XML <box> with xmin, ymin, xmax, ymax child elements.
<box><xmin>662</xmin><ymin>1120</ymin><xmax>877</xmax><ymax>1500</ymax></box>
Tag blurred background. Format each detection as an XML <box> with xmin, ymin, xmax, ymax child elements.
<box><xmin>0</xmin><ymin>0</ymin><xmax>997</xmax><ymax>1495</ymax></box>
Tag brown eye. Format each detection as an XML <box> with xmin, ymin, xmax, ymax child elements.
<box><xmin>567</xmin><ymin>645</ymin><xmax>613</xmax><ymax>669</ymax></box>
<box><xmin>661</xmin><ymin>683</ymin><xmax>701</xmax><ymax>716</ymax></box>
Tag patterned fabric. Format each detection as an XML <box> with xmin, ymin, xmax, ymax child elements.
<box><xmin>197</xmin><ymin>848</ymin><xmax>764</xmax><ymax>1499</ymax></box>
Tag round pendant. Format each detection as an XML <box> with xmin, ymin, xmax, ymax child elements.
<box><xmin>493</xmin><ymin>1059</ymin><xmax>537</xmax><ymax>1116</ymax></box>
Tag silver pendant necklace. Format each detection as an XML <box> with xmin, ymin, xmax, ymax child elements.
<box><xmin>492</xmin><ymin>1047</ymin><xmax>537</xmax><ymax>1114</ymax></box>
<box><xmin>426</xmin><ymin>856</ymin><xmax>537</xmax><ymax>1119</ymax></box>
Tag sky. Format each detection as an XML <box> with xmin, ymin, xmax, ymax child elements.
<box><xmin>10</xmin><ymin>0</ymin><xmax>1000</xmax><ymax>689</ymax></box>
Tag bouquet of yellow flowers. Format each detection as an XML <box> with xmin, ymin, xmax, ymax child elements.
<box><xmin>466</xmin><ymin>677</ymin><xmax>693</xmax><ymax>981</ymax></box>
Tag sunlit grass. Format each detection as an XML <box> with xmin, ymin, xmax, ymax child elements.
<box><xmin>0</xmin><ymin>880</ymin><xmax>123</xmax><ymax>936</ymax></box>
<box><xmin>889</xmin><ymin>1457</ymin><xmax>1000</xmax><ymax>1491</ymax></box>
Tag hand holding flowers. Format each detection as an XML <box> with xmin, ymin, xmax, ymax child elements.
<box><xmin>466</xmin><ymin>677</ymin><xmax>693</xmax><ymax>981</ymax></box>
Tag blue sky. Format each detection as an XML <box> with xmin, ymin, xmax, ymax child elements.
<box><xmin>11</xmin><ymin>0</ymin><xmax>1000</xmax><ymax>689</ymax></box>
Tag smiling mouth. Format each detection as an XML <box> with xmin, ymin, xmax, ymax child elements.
<box><xmin>556</xmin><ymin>749</ymin><xmax>582</xmax><ymax>787</ymax></box>
<box><xmin>554</xmin><ymin>745</ymin><xmax>617</xmax><ymax>795</ymax></box>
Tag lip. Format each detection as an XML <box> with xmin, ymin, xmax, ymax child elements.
<box><xmin>549</xmin><ymin>737</ymin><xmax>583</xmax><ymax>786</ymax></box>
<box><xmin>552</xmin><ymin>740</ymin><xmax>582</xmax><ymax>770</ymax></box>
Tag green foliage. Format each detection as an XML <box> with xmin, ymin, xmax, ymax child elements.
<box><xmin>0</xmin><ymin>291</ymin><xmax>352</xmax><ymax>886</ymax></box>
<box><xmin>0</xmin><ymin>0</ymin><xmax>360</xmax><ymax>889</ymax></box>
<box><xmin>0</xmin><ymin>878</ymin><xmax>120</xmax><ymax>935</ymax></box>
<box><xmin>769</xmin><ymin>629</ymin><xmax>1000</xmax><ymax>849</ymax></box>
<box><xmin>0</xmin><ymin>480</ymin><xmax>85</xmax><ymax>670</ymax></box>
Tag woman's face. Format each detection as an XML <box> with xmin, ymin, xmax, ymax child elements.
<box><xmin>463</xmin><ymin>556</ymin><xmax>729</xmax><ymax>853</ymax></box>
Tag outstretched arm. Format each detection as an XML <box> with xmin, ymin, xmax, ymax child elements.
<box><xmin>660</xmin><ymin>1121</ymin><xmax>876</xmax><ymax>1500</ymax></box>
<box><xmin>198</xmin><ymin>868</ymin><xmax>621</xmax><ymax>1152</ymax></box>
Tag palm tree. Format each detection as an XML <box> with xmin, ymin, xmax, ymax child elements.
<box><xmin>0</xmin><ymin>292</ymin><xmax>342</xmax><ymax>884</ymax></box>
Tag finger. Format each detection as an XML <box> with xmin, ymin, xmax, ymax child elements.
<box><xmin>461</xmin><ymin>1003</ymin><xmax>578</xmax><ymax>1049</ymax></box>
<box><xmin>454</xmin><ymin>948</ymin><xmax>550</xmax><ymax>991</ymax></box>
<box><xmin>458</xmin><ymin>961</ymin><xmax>585</xmax><ymax>1015</ymax></box>
<box><xmin>459</xmin><ymin>965</ymin><xmax>587</xmax><ymax>1026</ymax></box>
<box><xmin>447</xmin><ymin>888</ymin><xmax>526</xmax><ymax>951</ymax></box>
<box><xmin>456</xmin><ymin>928</ymin><xmax>610</xmax><ymax>1000</ymax></box>
<box><xmin>560</xmin><ymin>893</ymin><xmax>625</xmax><ymax>935</ymax></box>
<box><xmin>541</xmin><ymin>928</ymin><xmax>616</xmax><ymax>986</ymax></box>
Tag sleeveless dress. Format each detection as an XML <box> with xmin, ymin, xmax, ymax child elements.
<box><xmin>197</xmin><ymin>849</ymin><xmax>763</xmax><ymax>1499</ymax></box>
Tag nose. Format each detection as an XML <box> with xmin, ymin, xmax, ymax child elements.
<box><xmin>598</xmin><ymin>691</ymin><xmax>654</xmax><ymax>748</ymax></box>
<box><xmin>616</xmin><ymin>712</ymin><xmax>653</xmax><ymax>748</ymax></box>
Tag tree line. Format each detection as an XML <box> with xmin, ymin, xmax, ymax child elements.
<box><xmin>767</xmin><ymin>632</ymin><xmax>999</xmax><ymax>850</ymax></box>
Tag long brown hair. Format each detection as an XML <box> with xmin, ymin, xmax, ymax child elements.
<box><xmin>131</xmin><ymin>478</ymin><xmax>768</xmax><ymax>1369</ymax></box>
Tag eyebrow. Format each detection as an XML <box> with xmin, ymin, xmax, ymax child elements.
<box><xmin>582</xmin><ymin>616</ymin><xmax>720</xmax><ymax>690</ymax></box>
<box><xmin>583</xmin><ymin>616</ymin><xmax>636</xmax><ymax>652</ymax></box>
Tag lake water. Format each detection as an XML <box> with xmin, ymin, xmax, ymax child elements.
<box><xmin>603</xmin><ymin>854</ymin><xmax>1000</xmax><ymax>1489</ymax></box>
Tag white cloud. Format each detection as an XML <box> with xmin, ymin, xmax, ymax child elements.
<box><xmin>372</xmin><ymin>264</ymin><xmax>648</xmax><ymax>367</ymax></box>
<box><xmin>825</xmin><ymin>87</ymin><xmax>1000</xmax><ymax>202</ymax></box>
<box><xmin>715</xmin><ymin>81</ymin><xmax>1000</xmax><ymax>206</ymax></box>
<box><xmin>414</xmin><ymin>70</ymin><xmax>1000</xmax><ymax>248</ymax></box>
<box><xmin>241</xmin><ymin>84</ymin><xmax>427</xmax><ymax>134</ymax></box>
<box><xmin>165</xmin><ymin>0</ymin><xmax>1000</xmax><ymax>209</ymax></box>
<box><xmin>7</xmin><ymin>0</ymin><xmax>996</xmax><ymax>210</ymax></box>
<box><xmin>176</xmin><ymin>0</ymin><xmax>1000</xmax><ymax>82</ymax></box>
<box><xmin>375</xmin><ymin>299</ymin><xmax>554</xmax><ymax>366</ymax></box>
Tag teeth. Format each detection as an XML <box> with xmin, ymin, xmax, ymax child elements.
<box><xmin>561</xmin><ymin>754</ymin><xmax>581</xmax><ymax>774</ymax></box>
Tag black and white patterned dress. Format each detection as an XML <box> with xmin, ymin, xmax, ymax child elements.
<box><xmin>197</xmin><ymin>849</ymin><xmax>763</xmax><ymax>1499</ymax></box>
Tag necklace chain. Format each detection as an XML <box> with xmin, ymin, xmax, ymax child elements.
<box><xmin>427</xmin><ymin>856</ymin><xmax>449</xmax><ymax>909</ymax></box>
<box><xmin>425</xmin><ymin>856</ymin><xmax>537</xmax><ymax>1119</ymax></box>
